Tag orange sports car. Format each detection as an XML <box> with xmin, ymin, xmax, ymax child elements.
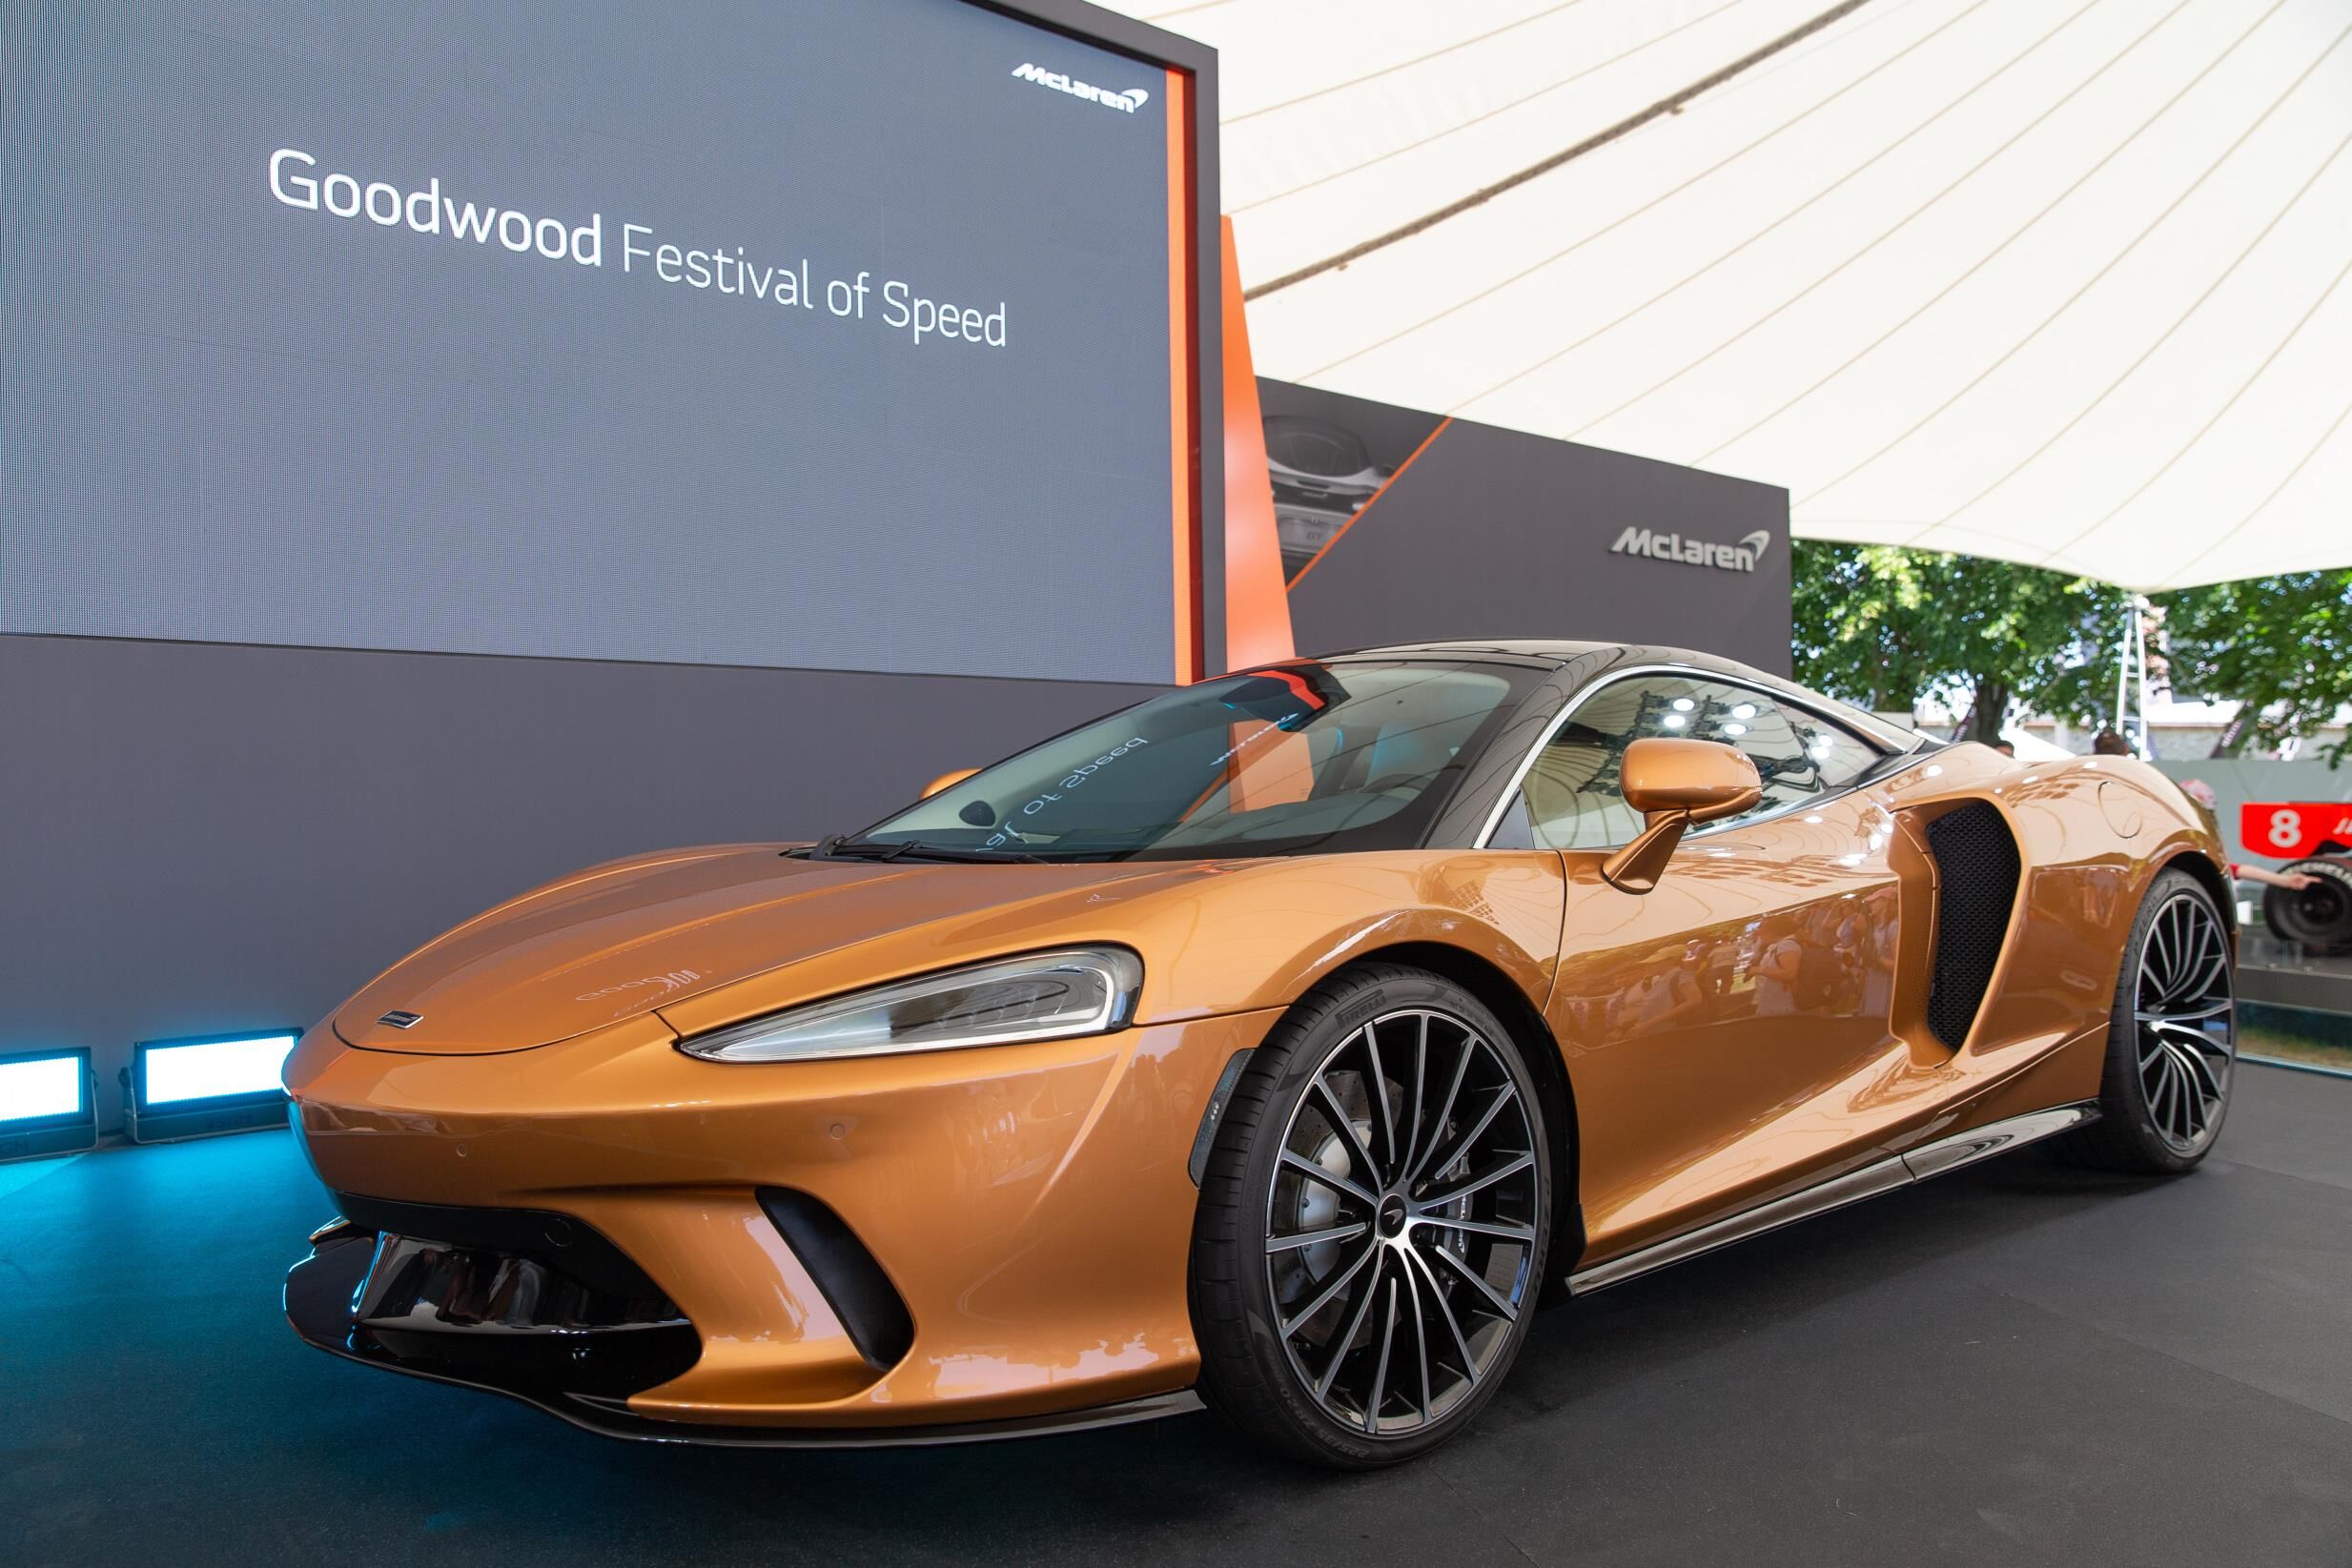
<box><xmin>283</xmin><ymin>641</ymin><xmax>2237</xmax><ymax>1467</ymax></box>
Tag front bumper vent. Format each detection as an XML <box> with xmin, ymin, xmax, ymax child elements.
<box><xmin>756</xmin><ymin>1188</ymin><xmax>915</xmax><ymax>1372</ymax></box>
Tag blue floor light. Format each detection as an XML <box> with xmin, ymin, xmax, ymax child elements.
<box><xmin>0</xmin><ymin>1047</ymin><xmax>98</xmax><ymax>1163</ymax></box>
<box><xmin>125</xmin><ymin>1029</ymin><xmax>301</xmax><ymax>1144</ymax></box>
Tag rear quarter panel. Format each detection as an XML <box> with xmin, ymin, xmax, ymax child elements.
<box><xmin>1877</xmin><ymin>747</ymin><xmax>2227</xmax><ymax>1125</ymax></box>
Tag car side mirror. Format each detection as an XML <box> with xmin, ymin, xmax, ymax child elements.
<box><xmin>1601</xmin><ymin>739</ymin><xmax>1764</xmax><ymax>894</ymax></box>
<box><xmin>920</xmin><ymin>766</ymin><xmax>980</xmax><ymax>801</ymax></box>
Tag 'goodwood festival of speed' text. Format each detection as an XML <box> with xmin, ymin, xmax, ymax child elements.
<box><xmin>267</xmin><ymin>148</ymin><xmax>1009</xmax><ymax>348</ymax></box>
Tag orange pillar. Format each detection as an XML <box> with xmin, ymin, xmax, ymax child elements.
<box><xmin>1219</xmin><ymin>218</ymin><xmax>1296</xmax><ymax>672</ymax></box>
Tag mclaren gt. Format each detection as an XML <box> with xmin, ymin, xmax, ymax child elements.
<box><xmin>284</xmin><ymin>641</ymin><xmax>2235</xmax><ymax>1467</ymax></box>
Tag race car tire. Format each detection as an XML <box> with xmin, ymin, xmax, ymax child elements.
<box><xmin>2261</xmin><ymin>858</ymin><xmax>2352</xmax><ymax>955</ymax></box>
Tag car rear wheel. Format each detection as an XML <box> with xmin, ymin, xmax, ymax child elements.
<box><xmin>2055</xmin><ymin>869</ymin><xmax>2236</xmax><ymax>1174</ymax></box>
<box><xmin>1189</xmin><ymin>965</ymin><xmax>1551</xmax><ymax>1468</ymax></box>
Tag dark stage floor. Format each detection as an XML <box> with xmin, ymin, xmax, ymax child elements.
<box><xmin>6</xmin><ymin>1063</ymin><xmax>2351</xmax><ymax>1568</ymax></box>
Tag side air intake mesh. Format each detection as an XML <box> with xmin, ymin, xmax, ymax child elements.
<box><xmin>1923</xmin><ymin>801</ymin><xmax>2022</xmax><ymax>1049</ymax></box>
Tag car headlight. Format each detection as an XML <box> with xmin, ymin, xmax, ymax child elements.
<box><xmin>674</xmin><ymin>947</ymin><xmax>1144</xmax><ymax>1063</ymax></box>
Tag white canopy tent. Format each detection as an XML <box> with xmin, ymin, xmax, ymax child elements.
<box><xmin>1113</xmin><ymin>0</ymin><xmax>2352</xmax><ymax>590</ymax></box>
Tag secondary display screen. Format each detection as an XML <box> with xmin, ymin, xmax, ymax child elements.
<box><xmin>1</xmin><ymin>0</ymin><xmax>1192</xmax><ymax>683</ymax></box>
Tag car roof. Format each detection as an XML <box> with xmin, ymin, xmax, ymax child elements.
<box><xmin>1300</xmin><ymin>640</ymin><xmax>1924</xmax><ymax>752</ymax></box>
<box><xmin>1313</xmin><ymin>639</ymin><xmax>1774</xmax><ymax>684</ymax></box>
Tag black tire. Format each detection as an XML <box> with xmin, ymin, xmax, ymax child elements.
<box><xmin>2055</xmin><ymin>868</ymin><xmax>2236</xmax><ymax>1174</ymax></box>
<box><xmin>2261</xmin><ymin>859</ymin><xmax>2352</xmax><ymax>956</ymax></box>
<box><xmin>1189</xmin><ymin>964</ymin><xmax>1552</xmax><ymax>1469</ymax></box>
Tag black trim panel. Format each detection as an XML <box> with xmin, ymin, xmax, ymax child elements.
<box><xmin>755</xmin><ymin>1188</ymin><xmax>916</xmax><ymax>1372</ymax></box>
<box><xmin>1187</xmin><ymin>1048</ymin><xmax>1256</xmax><ymax>1185</ymax></box>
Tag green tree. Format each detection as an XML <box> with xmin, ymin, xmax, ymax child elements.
<box><xmin>2153</xmin><ymin>571</ymin><xmax>2352</xmax><ymax>763</ymax></box>
<box><xmin>1791</xmin><ymin>542</ymin><xmax>2130</xmax><ymax>744</ymax></box>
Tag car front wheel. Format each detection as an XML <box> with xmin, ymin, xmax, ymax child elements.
<box><xmin>1189</xmin><ymin>964</ymin><xmax>1552</xmax><ymax>1468</ymax></box>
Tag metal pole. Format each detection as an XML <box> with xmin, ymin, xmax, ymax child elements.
<box><xmin>2132</xmin><ymin>598</ymin><xmax>2153</xmax><ymax>760</ymax></box>
<box><xmin>2115</xmin><ymin>607</ymin><xmax>2132</xmax><ymax>743</ymax></box>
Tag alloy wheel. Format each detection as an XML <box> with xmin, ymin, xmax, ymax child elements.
<box><xmin>2134</xmin><ymin>890</ymin><xmax>2235</xmax><ymax>1152</ymax></box>
<box><xmin>1262</xmin><ymin>1008</ymin><xmax>1542</xmax><ymax>1437</ymax></box>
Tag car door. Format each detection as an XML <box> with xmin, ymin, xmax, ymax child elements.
<box><xmin>1491</xmin><ymin>670</ymin><xmax>1921</xmax><ymax>1261</ymax></box>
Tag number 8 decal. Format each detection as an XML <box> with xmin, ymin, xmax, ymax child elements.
<box><xmin>2269</xmin><ymin>808</ymin><xmax>2301</xmax><ymax>849</ymax></box>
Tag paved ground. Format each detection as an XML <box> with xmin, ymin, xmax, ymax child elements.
<box><xmin>5</xmin><ymin>1063</ymin><xmax>2349</xmax><ymax>1568</ymax></box>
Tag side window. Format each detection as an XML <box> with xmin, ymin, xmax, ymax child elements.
<box><xmin>1713</xmin><ymin>687</ymin><xmax>1878</xmax><ymax>815</ymax></box>
<box><xmin>1518</xmin><ymin>675</ymin><xmax>1881</xmax><ymax>849</ymax></box>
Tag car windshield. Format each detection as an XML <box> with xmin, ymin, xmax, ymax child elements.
<box><xmin>855</xmin><ymin>661</ymin><xmax>1537</xmax><ymax>862</ymax></box>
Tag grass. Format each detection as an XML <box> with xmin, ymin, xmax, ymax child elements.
<box><xmin>2240</xmin><ymin>1010</ymin><xmax>2352</xmax><ymax>1073</ymax></box>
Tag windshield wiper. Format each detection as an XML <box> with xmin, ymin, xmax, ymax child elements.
<box><xmin>803</xmin><ymin>834</ymin><xmax>1043</xmax><ymax>865</ymax></box>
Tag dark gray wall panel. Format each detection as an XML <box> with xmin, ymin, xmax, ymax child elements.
<box><xmin>1273</xmin><ymin>388</ymin><xmax>1792</xmax><ymax>676</ymax></box>
<box><xmin>0</xmin><ymin>634</ymin><xmax>1151</xmax><ymax>1127</ymax></box>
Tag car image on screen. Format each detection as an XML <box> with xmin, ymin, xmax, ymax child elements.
<box><xmin>1265</xmin><ymin>415</ymin><xmax>1392</xmax><ymax>580</ymax></box>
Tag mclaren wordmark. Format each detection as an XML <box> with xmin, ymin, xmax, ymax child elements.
<box><xmin>1609</xmin><ymin>526</ymin><xmax>1772</xmax><ymax>573</ymax></box>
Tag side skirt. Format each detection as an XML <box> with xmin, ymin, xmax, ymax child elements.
<box><xmin>1565</xmin><ymin>1103</ymin><xmax>2098</xmax><ymax>1294</ymax></box>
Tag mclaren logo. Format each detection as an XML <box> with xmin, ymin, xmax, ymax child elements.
<box><xmin>1611</xmin><ymin>526</ymin><xmax>1773</xmax><ymax>574</ymax></box>
<box><xmin>1011</xmin><ymin>62</ymin><xmax>1151</xmax><ymax>113</ymax></box>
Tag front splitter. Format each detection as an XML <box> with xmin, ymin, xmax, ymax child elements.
<box><xmin>284</xmin><ymin>1234</ymin><xmax>1203</xmax><ymax>1448</ymax></box>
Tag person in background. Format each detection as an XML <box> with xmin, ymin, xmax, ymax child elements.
<box><xmin>1992</xmin><ymin>739</ymin><xmax>2015</xmax><ymax>758</ymax></box>
<box><xmin>2091</xmin><ymin>729</ymin><xmax>2134</xmax><ymax>756</ymax></box>
<box><xmin>1752</xmin><ymin>920</ymin><xmax>1803</xmax><ymax>1016</ymax></box>
<box><xmin>2178</xmin><ymin>778</ymin><xmax>2316</xmax><ymax>892</ymax></box>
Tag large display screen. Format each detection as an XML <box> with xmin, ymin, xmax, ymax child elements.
<box><xmin>1</xmin><ymin>0</ymin><xmax>1196</xmax><ymax>684</ymax></box>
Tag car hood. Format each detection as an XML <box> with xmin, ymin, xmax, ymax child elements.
<box><xmin>333</xmin><ymin>845</ymin><xmax>1190</xmax><ymax>1054</ymax></box>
